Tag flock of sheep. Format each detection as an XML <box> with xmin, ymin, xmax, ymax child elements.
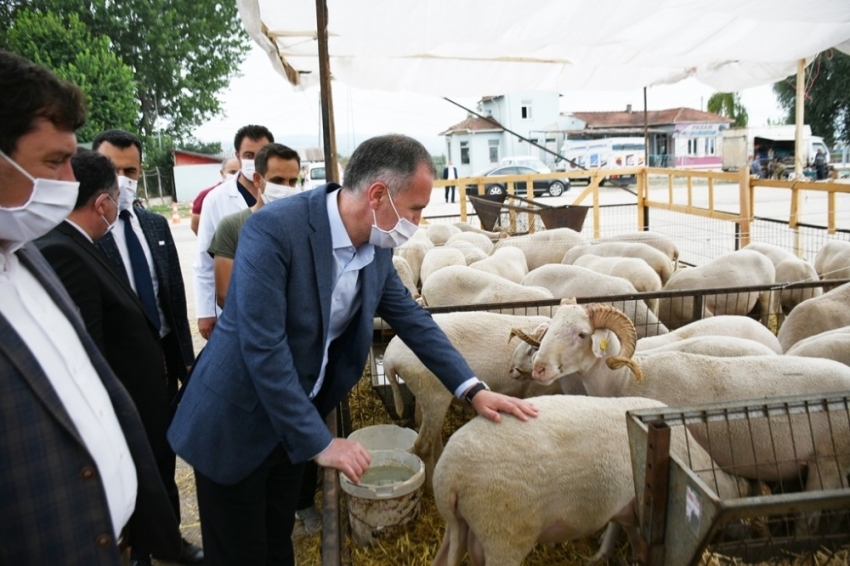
<box><xmin>379</xmin><ymin>223</ymin><xmax>850</xmax><ymax>566</ymax></box>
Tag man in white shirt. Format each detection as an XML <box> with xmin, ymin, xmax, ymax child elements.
<box><xmin>194</xmin><ymin>124</ymin><xmax>274</xmax><ymax>339</ymax></box>
<box><xmin>0</xmin><ymin>49</ymin><xmax>180</xmax><ymax>565</ymax></box>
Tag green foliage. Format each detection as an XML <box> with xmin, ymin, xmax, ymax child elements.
<box><xmin>2</xmin><ymin>0</ymin><xmax>250</xmax><ymax>141</ymax></box>
<box><xmin>773</xmin><ymin>50</ymin><xmax>850</xmax><ymax>146</ymax></box>
<box><xmin>2</xmin><ymin>10</ymin><xmax>137</xmax><ymax>142</ymax></box>
<box><xmin>706</xmin><ymin>92</ymin><xmax>748</xmax><ymax>127</ymax></box>
<box><xmin>181</xmin><ymin>139</ymin><xmax>224</xmax><ymax>155</ymax></box>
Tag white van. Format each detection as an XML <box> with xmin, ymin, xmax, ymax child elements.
<box><xmin>301</xmin><ymin>162</ymin><xmax>327</xmax><ymax>191</ymax></box>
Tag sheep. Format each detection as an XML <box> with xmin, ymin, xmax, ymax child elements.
<box><xmin>446</xmin><ymin>231</ymin><xmax>494</xmax><ymax>255</ymax></box>
<box><xmin>395</xmin><ymin>231</ymin><xmax>433</xmax><ymax>287</ymax></box>
<box><xmin>572</xmin><ymin>255</ymin><xmax>662</xmax><ymax>314</ymax></box>
<box><xmin>591</xmin><ymin>231</ymin><xmax>679</xmax><ymax>267</ymax></box>
<box><xmin>444</xmin><ymin>240</ymin><xmax>488</xmax><ymax>265</ymax></box>
<box><xmin>521</xmin><ymin>264</ymin><xmax>668</xmax><ymax>337</ymax></box>
<box><xmin>656</xmin><ymin>249</ymin><xmax>776</xmax><ymax>330</ymax></box>
<box><xmin>635</xmin><ymin>315</ymin><xmax>783</xmax><ymax>354</ymax></box>
<box><xmin>814</xmin><ymin>240</ymin><xmax>850</xmax><ymax>280</ymax></box>
<box><xmin>776</xmin><ymin>281</ymin><xmax>850</xmax><ymax>351</ymax></box>
<box><xmin>562</xmin><ymin>241</ymin><xmax>674</xmax><ymax>284</ymax></box>
<box><xmin>421</xmin><ymin>265</ymin><xmax>554</xmax><ymax>314</ymax></box>
<box><xmin>468</xmin><ymin>246</ymin><xmax>528</xmax><ymax>284</ymax></box>
<box><xmin>452</xmin><ymin>221</ymin><xmax>507</xmax><ymax>243</ymax></box>
<box><xmin>530</xmin><ymin>300</ymin><xmax>850</xmax><ymax>531</ymax></box>
<box><xmin>636</xmin><ymin>335</ymin><xmax>777</xmax><ymax>357</ymax></box>
<box><xmin>419</xmin><ymin>248</ymin><xmax>467</xmax><ymax>286</ymax></box>
<box><xmin>744</xmin><ymin>242</ymin><xmax>822</xmax><ymax>313</ymax></box>
<box><xmin>392</xmin><ymin>255</ymin><xmax>419</xmax><ymax>299</ymax></box>
<box><xmin>426</xmin><ymin>223</ymin><xmax>462</xmax><ymax>245</ymax></box>
<box><xmin>492</xmin><ymin>228</ymin><xmax>585</xmax><ymax>271</ymax></box>
<box><xmin>384</xmin><ymin>312</ymin><xmax>562</xmax><ymax>482</ymax></box>
<box><xmin>785</xmin><ymin>325</ymin><xmax>850</xmax><ymax>367</ymax></box>
<box><xmin>432</xmin><ymin>395</ymin><xmax>755</xmax><ymax>566</ymax></box>
<box><xmin>507</xmin><ymin>322</ymin><xmax>586</xmax><ymax>396</ymax></box>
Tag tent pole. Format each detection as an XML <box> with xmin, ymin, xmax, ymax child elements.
<box><xmin>794</xmin><ymin>58</ymin><xmax>805</xmax><ymax>179</ymax></box>
<box><xmin>316</xmin><ymin>0</ymin><xmax>339</xmax><ymax>183</ymax></box>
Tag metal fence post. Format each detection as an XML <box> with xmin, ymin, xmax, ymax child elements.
<box><xmin>642</xmin><ymin>421</ymin><xmax>671</xmax><ymax>566</ymax></box>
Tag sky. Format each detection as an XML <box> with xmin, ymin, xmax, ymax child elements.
<box><xmin>194</xmin><ymin>44</ymin><xmax>789</xmax><ymax>156</ymax></box>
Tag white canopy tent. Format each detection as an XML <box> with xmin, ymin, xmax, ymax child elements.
<box><xmin>238</xmin><ymin>0</ymin><xmax>850</xmax><ymax>179</ymax></box>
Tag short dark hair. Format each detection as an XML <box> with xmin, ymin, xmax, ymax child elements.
<box><xmin>234</xmin><ymin>125</ymin><xmax>274</xmax><ymax>153</ymax></box>
<box><xmin>0</xmin><ymin>50</ymin><xmax>87</xmax><ymax>155</ymax></box>
<box><xmin>255</xmin><ymin>143</ymin><xmax>301</xmax><ymax>177</ymax></box>
<box><xmin>92</xmin><ymin>129</ymin><xmax>143</xmax><ymax>161</ymax></box>
<box><xmin>343</xmin><ymin>134</ymin><xmax>435</xmax><ymax>196</ymax></box>
<box><xmin>70</xmin><ymin>149</ymin><xmax>118</xmax><ymax>209</ymax></box>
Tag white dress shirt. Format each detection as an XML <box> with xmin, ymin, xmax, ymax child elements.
<box><xmin>111</xmin><ymin>208</ymin><xmax>170</xmax><ymax>337</ymax></box>
<box><xmin>194</xmin><ymin>177</ymin><xmax>247</xmax><ymax>319</ymax></box>
<box><xmin>0</xmin><ymin>245</ymin><xmax>137</xmax><ymax>537</ymax></box>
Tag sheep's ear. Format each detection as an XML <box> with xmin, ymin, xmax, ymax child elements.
<box><xmin>560</xmin><ymin>297</ymin><xmax>577</xmax><ymax>306</ymax></box>
<box><xmin>591</xmin><ymin>329</ymin><xmax>614</xmax><ymax>358</ymax></box>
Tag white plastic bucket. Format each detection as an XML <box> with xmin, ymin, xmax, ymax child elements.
<box><xmin>347</xmin><ymin>424</ymin><xmax>417</xmax><ymax>453</ymax></box>
<box><xmin>339</xmin><ymin>449</ymin><xmax>425</xmax><ymax>546</ymax></box>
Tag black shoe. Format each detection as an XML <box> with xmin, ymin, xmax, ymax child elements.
<box><xmin>178</xmin><ymin>538</ymin><xmax>204</xmax><ymax>564</ymax></box>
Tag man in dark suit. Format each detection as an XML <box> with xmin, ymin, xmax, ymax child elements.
<box><xmin>90</xmin><ymin>129</ymin><xmax>201</xmax><ymax>566</ymax></box>
<box><xmin>442</xmin><ymin>160</ymin><xmax>458</xmax><ymax>203</ymax></box>
<box><xmin>168</xmin><ymin>134</ymin><xmax>538</xmax><ymax>566</ymax></box>
<box><xmin>0</xmin><ymin>50</ymin><xmax>180</xmax><ymax>565</ymax></box>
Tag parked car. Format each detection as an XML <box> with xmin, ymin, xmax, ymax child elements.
<box><xmin>465</xmin><ymin>165</ymin><xmax>570</xmax><ymax>197</ymax></box>
<box><xmin>301</xmin><ymin>161</ymin><xmax>327</xmax><ymax>191</ymax></box>
<box><xmin>499</xmin><ymin>155</ymin><xmax>551</xmax><ymax>173</ymax></box>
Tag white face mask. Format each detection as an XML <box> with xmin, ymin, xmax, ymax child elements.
<box><xmin>240</xmin><ymin>159</ymin><xmax>255</xmax><ymax>179</ymax></box>
<box><xmin>98</xmin><ymin>195</ymin><xmax>119</xmax><ymax>239</ymax></box>
<box><xmin>117</xmin><ymin>175</ymin><xmax>138</xmax><ymax>211</ymax></box>
<box><xmin>369</xmin><ymin>191</ymin><xmax>418</xmax><ymax>249</ymax></box>
<box><xmin>261</xmin><ymin>181</ymin><xmax>299</xmax><ymax>203</ymax></box>
<box><xmin>223</xmin><ymin>173</ymin><xmax>237</xmax><ymax>183</ymax></box>
<box><xmin>0</xmin><ymin>149</ymin><xmax>80</xmax><ymax>244</ymax></box>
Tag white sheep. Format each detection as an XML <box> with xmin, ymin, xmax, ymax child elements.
<box><xmin>452</xmin><ymin>221</ymin><xmax>507</xmax><ymax>243</ymax></box>
<box><xmin>573</xmin><ymin>255</ymin><xmax>662</xmax><ymax>314</ymax></box>
<box><xmin>392</xmin><ymin>255</ymin><xmax>419</xmax><ymax>299</ymax></box>
<box><xmin>530</xmin><ymin>300</ymin><xmax>850</xmax><ymax>529</ymax></box>
<box><xmin>814</xmin><ymin>240</ymin><xmax>850</xmax><ymax>280</ymax></box>
<box><xmin>507</xmin><ymin>322</ymin><xmax>586</xmax><ymax>396</ymax></box>
<box><xmin>421</xmin><ymin>265</ymin><xmax>554</xmax><ymax>313</ymax></box>
<box><xmin>492</xmin><ymin>228</ymin><xmax>585</xmax><ymax>271</ymax></box>
<box><xmin>522</xmin><ymin>264</ymin><xmax>668</xmax><ymax>337</ymax></box>
<box><xmin>635</xmin><ymin>315</ymin><xmax>783</xmax><ymax>354</ymax></box>
<box><xmin>445</xmin><ymin>231</ymin><xmax>494</xmax><ymax>255</ymax></box>
<box><xmin>444</xmin><ymin>240</ymin><xmax>488</xmax><ymax>265</ymax></box>
<box><xmin>468</xmin><ymin>246</ymin><xmax>528</xmax><ymax>284</ymax></box>
<box><xmin>395</xmin><ymin>231</ymin><xmax>433</xmax><ymax>287</ymax></box>
<box><xmin>656</xmin><ymin>249</ymin><xmax>776</xmax><ymax>330</ymax></box>
<box><xmin>776</xmin><ymin>281</ymin><xmax>850</xmax><ymax>351</ymax></box>
<box><xmin>562</xmin><ymin>241</ymin><xmax>674</xmax><ymax>284</ymax></box>
<box><xmin>426</xmin><ymin>223</ymin><xmax>462</xmax><ymax>245</ymax></box>
<box><xmin>591</xmin><ymin>231</ymin><xmax>679</xmax><ymax>267</ymax></box>
<box><xmin>384</xmin><ymin>312</ymin><xmax>562</xmax><ymax>481</ymax></box>
<box><xmin>419</xmin><ymin>248</ymin><xmax>467</xmax><ymax>286</ymax></box>
<box><xmin>744</xmin><ymin>242</ymin><xmax>822</xmax><ymax>313</ymax></box>
<box><xmin>432</xmin><ymin>395</ymin><xmax>754</xmax><ymax>566</ymax></box>
<box><xmin>785</xmin><ymin>325</ymin><xmax>850</xmax><ymax>367</ymax></box>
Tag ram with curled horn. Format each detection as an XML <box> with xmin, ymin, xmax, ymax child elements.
<box><xmin>531</xmin><ymin>299</ymin><xmax>642</xmax><ymax>385</ymax></box>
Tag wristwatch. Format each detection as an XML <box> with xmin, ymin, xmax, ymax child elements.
<box><xmin>463</xmin><ymin>382</ymin><xmax>490</xmax><ymax>404</ymax></box>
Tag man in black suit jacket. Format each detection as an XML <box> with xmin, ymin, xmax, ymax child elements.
<box><xmin>90</xmin><ymin>130</ymin><xmax>201</xmax><ymax>566</ymax></box>
<box><xmin>1</xmin><ymin>50</ymin><xmax>180</xmax><ymax>565</ymax></box>
<box><xmin>36</xmin><ymin>151</ymin><xmax>190</xmax><ymax>565</ymax></box>
<box><xmin>442</xmin><ymin>161</ymin><xmax>458</xmax><ymax>203</ymax></box>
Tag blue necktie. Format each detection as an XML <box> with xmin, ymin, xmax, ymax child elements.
<box><xmin>120</xmin><ymin>210</ymin><xmax>161</xmax><ymax>331</ymax></box>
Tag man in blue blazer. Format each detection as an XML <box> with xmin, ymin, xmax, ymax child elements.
<box><xmin>169</xmin><ymin>134</ymin><xmax>538</xmax><ymax>565</ymax></box>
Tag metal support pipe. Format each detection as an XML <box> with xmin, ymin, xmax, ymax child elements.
<box><xmin>321</xmin><ymin>409</ymin><xmax>341</xmax><ymax>566</ymax></box>
<box><xmin>315</xmin><ymin>0</ymin><xmax>339</xmax><ymax>183</ymax></box>
<box><xmin>643</xmin><ymin>421</ymin><xmax>671</xmax><ymax>566</ymax></box>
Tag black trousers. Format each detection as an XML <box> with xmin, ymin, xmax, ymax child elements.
<box><xmin>195</xmin><ymin>446</ymin><xmax>306</xmax><ymax>566</ymax></box>
<box><xmin>444</xmin><ymin>185</ymin><xmax>456</xmax><ymax>202</ymax></box>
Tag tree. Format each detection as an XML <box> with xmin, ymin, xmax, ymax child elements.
<box><xmin>707</xmin><ymin>92</ymin><xmax>748</xmax><ymax>128</ymax></box>
<box><xmin>773</xmin><ymin>50</ymin><xmax>850</xmax><ymax>146</ymax></box>
<box><xmin>2</xmin><ymin>10</ymin><xmax>137</xmax><ymax>142</ymax></box>
<box><xmin>3</xmin><ymin>0</ymin><xmax>251</xmax><ymax>141</ymax></box>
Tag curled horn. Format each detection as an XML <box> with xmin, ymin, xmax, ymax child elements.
<box><xmin>509</xmin><ymin>327</ymin><xmax>540</xmax><ymax>348</ymax></box>
<box><xmin>585</xmin><ymin>303</ymin><xmax>642</xmax><ymax>382</ymax></box>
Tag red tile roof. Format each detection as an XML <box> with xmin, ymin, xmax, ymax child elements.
<box><xmin>570</xmin><ymin>107</ymin><xmax>733</xmax><ymax>128</ymax></box>
<box><xmin>440</xmin><ymin>116</ymin><xmax>505</xmax><ymax>135</ymax></box>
